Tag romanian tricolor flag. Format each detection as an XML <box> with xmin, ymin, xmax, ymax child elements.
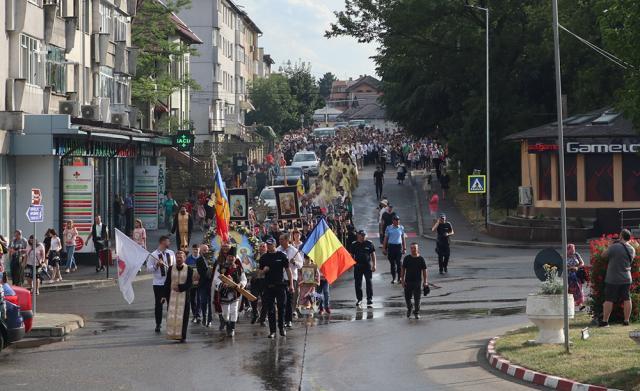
<box><xmin>208</xmin><ymin>167</ymin><xmax>230</xmax><ymax>243</ymax></box>
<box><xmin>301</xmin><ymin>218</ymin><xmax>355</xmax><ymax>284</ymax></box>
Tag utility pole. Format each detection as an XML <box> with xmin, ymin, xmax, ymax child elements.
<box><xmin>551</xmin><ymin>0</ymin><xmax>570</xmax><ymax>354</ymax></box>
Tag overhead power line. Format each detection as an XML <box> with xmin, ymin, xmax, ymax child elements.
<box><xmin>558</xmin><ymin>24</ymin><xmax>635</xmax><ymax>70</ymax></box>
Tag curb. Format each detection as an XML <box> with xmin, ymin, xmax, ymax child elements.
<box><xmin>38</xmin><ymin>273</ymin><xmax>153</xmax><ymax>292</ymax></box>
<box><xmin>485</xmin><ymin>337</ymin><xmax>621</xmax><ymax>391</ymax></box>
<box><xmin>422</xmin><ymin>234</ymin><xmax>562</xmax><ymax>249</ymax></box>
<box><xmin>30</xmin><ymin>316</ymin><xmax>85</xmax><ymax>338</ymax></box>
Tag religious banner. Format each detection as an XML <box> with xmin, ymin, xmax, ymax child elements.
<box><xmin>63</xmin><ymin>166</ymin><xmax>94</xmax><ymax>253</ymax></box>
<box><xmin>207</xmin><ymin>225</ymin><xmax>259</xmax><ymax>273</ymax></box>
<box><xmin>134</xmin><ymin>166</ymin><xmax>159</xmax><ymax>230</ymax></box>
<box><xmin>228</xmin><ymin>188</ymin><xmax>249</xmax><ymax>221</ymax></box>
<box><xmin>274</xmin><ymin>186</ymin><xmax>300</xmax><ymax>220</ymax></box>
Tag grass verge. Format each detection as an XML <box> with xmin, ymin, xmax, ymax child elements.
<box><xmin>494</xmin><ymin>314</ymin><xmax>640</xmax><ymax>390</ymax></box>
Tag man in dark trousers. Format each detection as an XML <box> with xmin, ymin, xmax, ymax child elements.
<box><xmin>379</xmin><ymin>204</ymin><xmax>397</xmax><ymax>250</ymax></box>
<box><xmin>86</xmin><ymin>215</ymin><xmax>109</xmax><ymax>272</ymax></box>
<box><xmin>351</xmin><ymin>230</ymin><xmax>377</xmax><ymax>308</ymax></box>
<box><xmin>373</xmin><ymin>166</ymin><xmax>384</xmax><ymax>200</ymax></box>
<box><xmin>600</xmin><ymin>229</ymin><xmax>635</xmax><ymax>327</ymax></box>
<box><xmin>147</xmin><ymin>235</ymin><xmax>175</xmax><ymax>333</ymax></box>
<box><xmin>171</xmin><ymin>205</ymin><xmax>193</xmax><ymax>252</ymax></box>
<box><xmin>432</xmin><ymin>213</ymin><xmax>454</xmax><ymax>274</ymax></box>
<box><xmin>259</xmin><ymin>238</ymin><xmax>293</xmax><ymax>338</ymax></box>
<box><xmin>196</xmin><ymin>244</ymin><xmax>213</xmax><ymax>327</ymax></box>
<box><xmin>401</xmin><ymin>242</ymin><xmax>428</xmax><ymax>319</ymax></box>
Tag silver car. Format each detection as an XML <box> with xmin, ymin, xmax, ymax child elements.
<box><xmin>291</xmin><ymin>151</ymin><xmax>320</xmax><ymax>176</ymax></box>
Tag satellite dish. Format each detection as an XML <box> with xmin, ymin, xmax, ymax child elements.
<box><xmin>533</xmin><ymin>248</ymin><xmax>564</xmax><ymax>281</ymax></box>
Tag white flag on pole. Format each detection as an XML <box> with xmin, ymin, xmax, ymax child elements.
<box><xmin>115</xmin><ymin>229</ymin><xmax>150</xmax><ymax>304</ymax></box>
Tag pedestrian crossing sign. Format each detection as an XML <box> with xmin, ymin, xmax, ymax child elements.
<box><xmin>468</xmin><ymin>175</ymin><xmax>486</xmax><ymax>194</ymax></box>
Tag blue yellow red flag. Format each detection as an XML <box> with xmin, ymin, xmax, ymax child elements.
<box><xmin>301</xmin><ymin>218</ymin><xmax>355</xmax><ymax>284</ymax></box>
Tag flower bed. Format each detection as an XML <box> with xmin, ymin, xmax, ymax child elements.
<box><xmin>589</xmin><ymin>236</ymin><xmax>640</xmax><ymax>322</ymax></box>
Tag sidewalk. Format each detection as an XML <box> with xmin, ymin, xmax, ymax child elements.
<box><xmin>11</xmin><ymin>313</ymin><xmax>85</xmax><ymax>349</ymax></box>
<box><xmin>34</xmin><ymin>227</ymin><xmax>205</xmax><ymax>292</ymax></box>
<box><xmin>411</xmin><ymin>171</ymin><xmax>585</xmax><ymax>249</ymax></box>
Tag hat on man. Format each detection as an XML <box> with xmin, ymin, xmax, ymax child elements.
<box><xmin>392</xmin><ymin>215</ymin><xmax>400</xmax><ymax>221</ymax></box>
<box><xmin>357</xmin><ymin>229</ymin><xmax>366</xmax><ymax>236</ymax></box>
<box><xmin>266</xmin><ymin>238</ymin><xmax>276</xmax><ymax>245</ymax></box>
<box><xmin>440</xmin><ymin>213</ymin><xmax>446</xmax><ymax>218</ymax></box>
<box><xmin>227</xmin><ymin>246</ymin><xmax>237</xmax><ymax>257</ymax></box>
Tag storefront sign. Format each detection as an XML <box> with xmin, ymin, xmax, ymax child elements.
<box><xmin>528</xmin><ymin>143</ymin><xmax>559</xmax><ymax>153</ymax></box>
<box><xmin>566</xmin><ymin>141</ymin><xmax>640</xmax><ymax>154</ymax></box>
<box><xmin>134</xmin><ymin>166</ymin><xmax>159</xmax><ymax>230</ymax></box>
<box><xmin>63</xmin><ymin>166</ymin><xmax>94</xmax><ymax>253</ymax></box>
<box><xmin>157</xmin><ymin>158</ymin><xmax>166</xmax><ymax>228</ymax></box>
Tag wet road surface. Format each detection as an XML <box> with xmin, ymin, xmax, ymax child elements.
<box><xmin>0</xmin><ymin>167</ymin><xmax>540</xmax><ymax>390</ymax></box>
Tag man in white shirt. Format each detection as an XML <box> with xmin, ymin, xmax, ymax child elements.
<box><xmin>277</xmin><ymin>233</ymin><xmax>303</xmax><ymax>328</ymax></box>
<box><xmin>26</xmin><ymin>235</ymin><xmax>46</xmax><ymax>295</ymax></box>
<box><xmin>148</xmin><ymin>235</ymin><xmax>175</xmax><ymax>333</ymax></box>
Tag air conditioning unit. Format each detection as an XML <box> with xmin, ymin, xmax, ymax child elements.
<box><xmin>81</xmin><ymin>105</ymin><xmax>100</xmax><ymax>121</ymax></box>
<box><xmin>59</xmin><ymin>100</ymin><xmax>79</xmax><ymax>117</ymax></box>
<box><xmin>111</xmin><ymin>113</ymin><xmax>129</xmax><ymax>127</ymax></box>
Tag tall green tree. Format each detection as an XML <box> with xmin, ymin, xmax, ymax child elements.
<box><xmin>132</xmin><ymin>0</ymin><xmax>199</xmax><ymax>129</ymax></box>
<box><xmin>319</xmin><ymin>72</ymin><xmax>337</xmax><ymax>100</ymax></box>
<box><xmin>327</xmin><ymin>0</ymin><xmax>622</xmax><ymax>206</ymax></box>
<box><xmin>246</xmin><ymin>74</ymin><xmax>300</xmax><ymax>134</ymax></box>
<box><xmin>597</xmin><ymin>0</ymin><xmax>640</xmax><ymax>126</ymax></box>
<box><xmin>281</xmin><ymin>61</ymin><xmax>324</xmax><ymax>127</ymax></box>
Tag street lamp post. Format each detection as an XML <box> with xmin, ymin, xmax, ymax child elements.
<box><xmin>551</xmin><ymin>0</ymin><xmax>570</xmax><ymax>354</ymax></box>
<box><xmin>467</xmin><ymin>4</ymin><xmax>490</xmax><ymax>226</ymax></box>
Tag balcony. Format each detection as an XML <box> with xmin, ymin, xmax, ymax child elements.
<box><xmin>114</xmin><ymin>42</ymin><xmax>129</xmax><ymax>75</ymax></box>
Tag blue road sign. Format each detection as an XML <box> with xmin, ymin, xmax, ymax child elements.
<box><xmin>468</xmin><ymin>175</ymin><xmax>486</xmax><ymax>194</ymax></box>
<box><xmin>26</xmin><ymin>205</ymin><xmax>44</xmax><ymax>223</ymax></box>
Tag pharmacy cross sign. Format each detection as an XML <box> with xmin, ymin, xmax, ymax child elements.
<box><xmin>174</xmin><ymin>131</ymin><xmax>194</xmax><ymax>151</ymax></box>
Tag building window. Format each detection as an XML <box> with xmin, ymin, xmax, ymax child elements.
<box><xmin>83</xmin><ymin>0</ymin><xmax>90</xmax><ymax>33</ymax></box>
<box><xmin>537</xmin><ymin>153</ymin><xmax>552</xmax><ymax>201</ymax></box>
<box><xmin>97</xmin><ymin>66</ymin><xmax>113</xmax><ymax>99</ymax></box>
<box><xmin>20</xmin><ymin>34</ymin><xmax>42</xmax><ymax>86</ymax></box>
<box><xmin>113</xmin><ymin>75</ymin><xmax>128</xmax><ymax>104</ymax></box>
<box><xmin>556</xmin><ymin>154</ymin><xmax>577</xmax><ymax>201</ymax></box>
<box><xmin>46</xmin><ymin>45</ymin><xmax>66</xmax><ymax>93</ymax></box>
<box><xmin>99</xmin><ymin>2</ymin><xmax>112</xmax><ymax>34</ymax></box>
<box><xmin>113</xmin><ymin>13</ymin><xmax>127</xmax><ymax>41</ymax></box>
<box><xmin>585</xmin><ymin>154</ymin><xmax>613</xmax><ymax>202</ymax></box>
<box><xmin>28</xmin><ymin>0</ymin><xmax>42</xmax><ymax>6</ymax></box>
<box><xmin>623</xmin><ymin>154</ymin><xmax>640</xmax><ymax>201</ymax></box>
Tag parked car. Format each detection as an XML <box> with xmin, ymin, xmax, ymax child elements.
<box><xmin>274</xmin><ymin>166</ymin><xmax>308</xmax><ymax>190</ymax></box>
<box><xmin>291</xmin><ymin>151</ymin><xmax>320</xmax><ymax>176</ymax></box>
<box><xmin>258</xmin><ymin>186</ymin><xmax>278</xmax><ymax>216</ymax></box>
<box><xmin>312</xmin><ymin>127</ymin><xmax>336</xmax><ymax>138</ymax></box>
<box><xmin>1</xmin><ymin>283</ymin><xmax>26</xmax><ymax>351</ymax></box>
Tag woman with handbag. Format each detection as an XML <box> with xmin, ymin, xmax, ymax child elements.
<box><xmin>25</xmin><ymin>235</ymin><xmax>46</xmax><ymax>295</ymax></box>
<box><xmin>47</xmin><ymin>229</ymin><xmax>63</xmax><ymax>282</ymax></box>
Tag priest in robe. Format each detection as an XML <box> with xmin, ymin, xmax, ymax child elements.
<box><xmin>171</xmin><ymin>205</ymin><xmax>193</xmax><ymax>252</ymax></box>
<box><xmin>162</xmin><ymin>250</ymin><xmax>194</xmax><ymax>342</ymax></box>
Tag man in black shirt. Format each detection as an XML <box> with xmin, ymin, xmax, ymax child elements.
<box><xmin>373</xmin><ymin>166</ymin><xmax>384</xmax><ymax>200</ymax></box>
<box><xmin>380</xmin><ymin>204</ymin><xmax>397</xmax><ymax>246</ymax></box>
<box><xmin>431</xmin><ymin>213</ymin><xmax>454</xmax><ymax>274</ymax></box>
<box><xmin>259</xmin><ymin>238</ymin><xmax>293</xmax><ymax>338</ymax></box>
<box><xmin>350</xmin><ymin>230</ymin><xmax>377</xmax><ymax>308</ymax></box>
<box><xmin>401</xmin><ymin>243</ymin><xmax>428</xmax><ymax>319</ymax></box>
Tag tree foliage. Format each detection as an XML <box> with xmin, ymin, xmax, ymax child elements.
<box><xmin>131</xmin><ymin>0</ymin><xmax>199</xmax><ymax>108</ymax></box>
<box><xmin>597</xmin><ymin>0</ymin><xmax>640</xmax><ymax>126</ymax></box>
<box><xmin>246</xmin><ymin>74</ymin><xmax>300</xmax><ymax>134</ymax></box>
<box><xmin>319</xmin><ymin>72</ymin><xmax>337</xmax><ymax>99</ymax></box>
<box><xmin>247</xmin><ymin>61</ymin><xmax>323</xmax><ymax>134</ymax></box>
<box><xmin>327</xmin><ymin>0</ymin><xmax>623</xmax><ymax>206</ymax></box>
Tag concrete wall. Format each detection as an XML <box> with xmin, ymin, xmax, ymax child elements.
<box><xmin>14</xmin><ymin>155</ymin><xmax>59</xmax><ymax>233</ymax></box>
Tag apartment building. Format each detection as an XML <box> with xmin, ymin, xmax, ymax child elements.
<box><xmin>0</xmin><ymin>0</ymin><xmax>198</xmax><ymax>247</ymax></box>
<box><xmin>180</xmin><ymin>0</ymin><xmax>272</xmax><ymax>148</ymax></box>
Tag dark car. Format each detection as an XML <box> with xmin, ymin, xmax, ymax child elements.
<box><xmin>274</xmin><ymin>166</ymin><xmax>308</xmax><ymax>190</ymax></box>
<box><xmin>1</xmin><ymin>283</ymin><xmax>26</xmax><ymax>351</ymax></box>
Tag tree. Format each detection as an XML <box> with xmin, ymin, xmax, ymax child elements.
<box><xmin>131</xmin><ymin>0</ymin><xmax>199</xmax><ymax>130</ymax></box>
<box><xmin>281</xmin><ymin>60</ymin><xmax>324</xmax><ymax>127</ymax></box>
<box><xmin>597</xmin><ymin>0</ymin><xmax>640</xmax><ymax>126</ymax></box>
<box><xmin>246</xmin><ymin>74</ymin><xmax>300</xmax><ymax>134</ymax></box>
<box><xmin>319</xmin><ymin>72</ymin><xmax>337</xmax><ymax>100</ymax></box>
<box><xmin>327</xmin><ymin>0</ymin><xmax>622</xmax><ymax>206</ymax></box>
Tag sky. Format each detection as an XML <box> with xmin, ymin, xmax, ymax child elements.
<box><xmin>240</xmin><ymin>0</ymin><xmax>378</xmax><ymax>80</ymax></box>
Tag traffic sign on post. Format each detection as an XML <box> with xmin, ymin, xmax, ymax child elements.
<box><xmin>26</xmin><ymin>205</ymin><xmax>44</xmax><ymax>223</ymax></box>
<box><xmin>468</xmin><ymin>175</ymin><xmax>486</xmax><ymax>194</ymax></box>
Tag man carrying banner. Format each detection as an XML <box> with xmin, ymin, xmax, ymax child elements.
<box><xmin>213</xmin><ymin>247</ymin><xmax>246</xmax><ymax>337</ymax></box>
<box><xmin>148</xmin><ymin>236</ymin><xmax>175</xmax><ymax>333</ymax></box>
<box><xmin>162</xmin><ymin>250</ymin><xmax>194</xmax><ymax>342</ymax></box>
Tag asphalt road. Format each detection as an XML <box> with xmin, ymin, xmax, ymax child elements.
<box><xmin>0</xmin><ymin>166</ymin><xmax>542</xmax><ymax>391</ymax></box>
